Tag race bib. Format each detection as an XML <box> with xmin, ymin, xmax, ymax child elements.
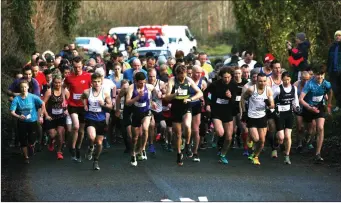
<box><xmin>162</xmin><ymin>106</ymin><xmax>170</xmax><ymax>111</ymax></box>
<box><xmin>216</xmin><ymin>98</ymin><xmax>229</xmax><ymax>104</ymax></box>
<box><xmin>277</xmin><ymin>104</ymin><xmax>290</xmax><ymax>112</ymax></box>
<box><xmin>73</xmin><ymin>93</ymin><xmax>82</xmax><ymax>100</ymax></box>
<box><xmin>52</xmin><ymin>108</ymin><xmax>63</xmax><ymax>115</ymax></box>
<box><xmin>235</xmin><ymin>96</ymin><xmax>241</xmax><ymax>102</ymax></box>
<box><xmin>256</xmin><ymin>106</ymin><xmax>265</xmax><ymax>111</ymax></box>
<box><xmin>312</xmin><ymin>95</ymin><xmax>323</xmax><ymax>102</ymax></box>
<box><xmin>134</xmin><ymin>102</ymin><xmax>146</xmax><ymax>108</ymax></box>
<box><xmin>177</xmin><ymin>89</ymin><xmax>188</xmax><ymax>96</ymax></box>
<box><xmin>89</xmin><ymin>101</ymin><xmax>102</xmax><ymax>112</ymax></box>
<box><xmin>26</xmin><ymin>114</ymin><xmax>31</xmax><ymax>119</ymax></box>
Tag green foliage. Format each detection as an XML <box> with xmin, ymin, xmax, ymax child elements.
<box><xmin>60</xmin><ymin>0</ymin><xmax>81</xmax><ymax>37</ymax></box>
<box><xmin>199</xmin><ymin>44</ymin><xmax>232</xmax><ymax>56</ymax></box>
<box><xmin>232</xmin><ymin>0</ymin><xmax>340</xmax><ymax>68</ymax></box>
<box><xmin>11</xmin><ymin>0</ymin><xmax>36</xmax><ymax>54</ymax></box>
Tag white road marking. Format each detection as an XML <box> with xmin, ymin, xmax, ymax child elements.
<box><xmin>180</xmin><ymin>197</ymin><xmax>195</xmax><ymax>201</ymax></box>
<box><xmin>161</xmin><ymin>199</ymin><xmax>173</xmax><ymax>202</ymax></box>
<box><xmin>198</xmin><ymin>196</ymin><xmax>208</xmax><ymax>202</ymax></box>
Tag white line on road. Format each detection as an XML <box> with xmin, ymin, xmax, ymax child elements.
<box><xmin>179</xmin><ymin>197</ymin><xmax>195</xmax><ymax>201</ymax></box>
<box><xmin>198</xmin><ymin>196</ymin><xmax>208</xmax><ymax>202</ymax></box>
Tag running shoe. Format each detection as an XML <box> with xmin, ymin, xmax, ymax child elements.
<box><xmin>333</xmin><ymin>106</ymin><xmax>340</xmax><ymax>112</ymax></box>
<box><xmin>219</xmin><ymin>155</ymin><xmax>228</xmax><ymax>164</ymax></box>
<box><xmin>177</xmin><ymin>153</ymin><xmax>184</xmax><ymax>166</ymax></box>
<box><xmin>217</xmin><ymin>147</ymin><xmax>222</xmax><ymax>156</ymax></box>
<box><xmin>186</xmin><ymin>145</ymin><xmax>193</xmax><ymax>158</ymax></box>
<box><xmin>193</xmin><ymin>154</ymin><xmax>200</xmax><ymax>162</ymax></box>
<box><xmin>48</xmin><ymin>141</ymin><xmax>54</xmax><ymax>152</ymax></box>
<box><xmin>243</xmin><ymin>150</ymin><xmax>249</xmax><ymax>156</ymax></box>
<box><xmin>252</xmin><ymin>157</ymin><xmax>261</xmax><ymax>165</ymax></box>
<box><xmin>87</xmin><ymin>147</ymin><xmax>94</xmax><ymax>161</ymax></box>
<box><xmin>271</xmin><ymin>150</ymin><xmax>278</xmax><ymax>158</ymax></box>
<box><xmin>130</xmin><ymin>156</ymin><xmax>137</xmax><ymax>166</ymax></box>
<box><xmin>57</xmin><ymin>152</ymin><xmax>64</xmax><ymax>160</ymax></box>
<box><xmin>103</xmin><ymin>138</ymin><xmax>110</xmax><ymax>149</ymax></box>
<box><xmin>156</xmin><ymin>133</ymin><xmax>161</xmax><ymax>142</ymax></box>
<box><xmin>248</xmin><ymin>152</ymin><xmax>255</xmax><ymax>160</ymax></box>
<box><xmin>43</xmin><ymin>135</ymin><xmax>48</xmax><ymax>146</ymax></box>
<box><xmin>284</xmin><ymin>155</ymin><xmax>291</xmax><ymax>165</ymax></box>
<box><xmin>76</xmin><ymin>149</ymin><xmax>82</xmax><ymax>163</ymax></box>
<box><xmin>142</xmin><ymin>150</ymin><xmax>148</xmax><ymax>160</ymax></box>
<box><xmin>24</xmin><ymin>157</ymin><xmax>30</xmax><ymax>164</ymax></box>
<box><xmin>247</xmin><ymin>138</ymin><xmax>253</xmax><ymax>149</ymax></box>
<box><xmin>211</xmin><ymin>142</ymin><xmax>217</xmax><ymax>148</ymax></box>
<box><xmin>167</xmin><ymin>144</ymin><xmax>174</xmax><ymax>152</ymax></box>
<box><xmin>314</xmin><ymin>154</ymin><xmax>324</xmax><ymax>163</ymax></box>
<box><xmin>70</xmin><ymin>148</ymin><xmax>77</xmax><ymax>161</ymax></box>
<box><xmin>93</xmin><ymin>161</ymin><xmax>100</xmax><ymax>170</ymax></box>
<box><xmin>308</xmin><ymin>144</ymin><xmax>314</xmax><ymax>150</ymax></box>
<box><xmin>200</xmin><ymin>143</ymin><xmax>207</xmax><ymax>150</ymax></box>
<box><xmin>137</xmin><ymin>153</ymin><xmax>143</xmax><ymax>161</ymax></box>
<box><xmin>148</xmin><ymin>144</ymin><xmax>156</xmax><ymax>154</ymax></box>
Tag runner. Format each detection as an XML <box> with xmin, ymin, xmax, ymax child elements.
<box><xmin>205</xmin><ymin>67</ymin><xmax>237</xmax><ymax>164</ymax></box>
<box><xmin>299</xmin><ymin>65</ymin><xmax>333</xmax><ymax>163</ymax></box>
<box><xmin>190</xmin><ymin>65</ymin><xmax>207</xmax><ymax>162</ymax></box>
<box><xmin>125</xmin><ymin>72</ymin><xmax>156</xmax><ymax>166</ymax></box>
<box><xmin>43</xmin><ymin>74</ymin><xmax>69</xmax><ymax>159</ymax></box>
<box><xmin>64</xmin><ymin>56</ymin><xmax>92</xmax><ymax>162</ymax></box>
<box><xmin>232</xmin><ymin>67</ymin><xmax>249</xmax><ymax>155</ymax></box>
<box><xmin>266</xmin><ymin>60</ymin><xmax>283</xmax><ymax>158</ymax></box>
<box><xmin>240</xmin><ymin>72</ymin><xmax>275</xmax><ymax>165</ymax></box>
<box><xmin>293</xmin><ymin>71</ymin><xmax>311</xmax><ymax>152</ymax></box>
<box><xmin>272</xmin><ymin>72</ymin><xmax>300</xmax><ymax>164</ymax></box>
<box><xmin>148</xmin><ymin>68</ymin><xmax>166</xmax><ymax>154</ymax></box>
<box><xmin>10</xmin><ymin>80</ymin><xmax>44</xmax><ymax>163</ymax></box>
<box><xmin>81</xmin><ymin>73</ymin><xmax>112</xmax><ymax>170</ymax></box>
<box><xmin>165</xmin><ymin>65</ymin><xmax>203</xmax><ymax>166</ymax></box>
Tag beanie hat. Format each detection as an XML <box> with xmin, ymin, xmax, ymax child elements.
<box><xmin>296</xmin><ymin>32</ymin><xmax>306</xmax><ymax>41</ymax></box>
<box><xmin>157</xmin><ymin>55</ymin><xmax>167</xmax><ymax>66</ymax></box>
<box><xmin>335</xmin><ymin>30</ymin><xmax>341</xmax><ymax>38</ymax></box>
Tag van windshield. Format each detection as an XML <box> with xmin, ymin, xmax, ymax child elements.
<box><xmin>76</xmin><ymin>38</ymin><xmax>90</xmax><ymax>45</ymax></box>
<box><xmin>169</xmin><ymin>38</ymin><xmax>177</xmax><ymax>44</ymax></box>
<box><xmin>117</xmin><ymin>34</ymin><xmax>126</xmax><ymax>42</ymax></box>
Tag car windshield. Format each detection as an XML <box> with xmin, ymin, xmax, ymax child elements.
<box><xmin>137</xmin><ymin>50</ymin><xmax>171</xmax><ymax>57</ymax></box>
<box><xmin>75</xmin><ymin>38</ymin><xmax>90</xmax><ymax>45</ymax></box>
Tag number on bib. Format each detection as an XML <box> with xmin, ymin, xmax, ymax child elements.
<box><xmin>277</xmin><ymin>104</ymin><xmax>290</xmax><ymax>112</ymax></box>
<box><xmin>216</xmin><ymin>98</ymin><xmax>229</xmax><ymax>104</ymax></box>
<box><xmin>52</xmin><ymin>108</ymin><xmax>63</xmax><ymax>115</ymax></box>
<box><xmin>312</xmin><ymin>95</ymin><xmax>323</xmax><ymax>102</ymax></box>
<box><xmin>73</xmin><ymin>94</ymin><xmax>82</xmax><ymax>100</ymax></box>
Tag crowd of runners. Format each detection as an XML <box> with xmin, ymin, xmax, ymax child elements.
<box><xmin>7</xmin><ymin>30</ymin><xmax>341</xmax><ymax>171</ymax></box>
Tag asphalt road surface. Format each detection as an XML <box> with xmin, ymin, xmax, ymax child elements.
<box><xmin>2</xmin><ymin>143</ymin><xmax>341</xmax><ymax>202</ymax></box>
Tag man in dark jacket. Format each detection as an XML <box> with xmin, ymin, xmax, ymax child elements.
<box><xmin>327</xmin><ymin>30</ymin><xmax>341</xmax><ymax>111</ymax></box>
<box><xmin>155</xmin><ymin>33</ymin><xmax>165</xmax><ymax>47</ymax></box>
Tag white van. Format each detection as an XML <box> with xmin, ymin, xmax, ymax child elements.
<box><xmin>162</xmin><ymin>25</ymin><xmax>197</xmax><ymax>55</ymax></box>
<box><xmin>108</xmin><ymin>26</ymin><xmax>138</xmax><ymax>51</ymax></box>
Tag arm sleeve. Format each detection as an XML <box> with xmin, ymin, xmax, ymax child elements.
<box><xmin>33</xmin><ymin>79</ymin><xmax>41</xmax><ymax>96</ymax></box>
<box><xmin>294</xmin><ymin>86</ymin><xmax>300</xmax><ymax>108</ymax></box>
<box><xmin>34</xmin><ymin>95</ymin><xmax>43</xmax><ymax>108</ymax></box>
<box><xmin>10</xmin><ymin>97</ymin><xmax>18</xmax><ymax>111</ymax></box>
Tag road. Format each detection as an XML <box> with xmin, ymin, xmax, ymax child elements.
<box><xmin>2</xmin><ymin>143</ymin><xmax>341</xmax><ymax>202</ymax></box>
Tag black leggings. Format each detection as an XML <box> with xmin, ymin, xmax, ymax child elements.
<box><xmin>18</xmin><ymin>121</ymin><xmax>38</xmax><ymax>147</ymax></box>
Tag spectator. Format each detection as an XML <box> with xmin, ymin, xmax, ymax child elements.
<box><xmin>327</xmin><ymin>30</ymin><xmax>341</xmax><ymax>112</ymax></box>
<box><xmin>59</xmin><ymin>44</ymin><xmax>69</xmax><ymax>57</ymax></box>
<box><xmin>8</xmin><ymin>65</ymin><xmax>40</xmax><ymax>97</ymax></box>
<box><xmin>155</xmin><ymin>33</ymin><xmax>165</xmax><ymax>47</ymax></box>
<box><xmin>287</xmin><ymin>32</ymin><xmax>311</xmax><ymax>82</ymax></box>
<box><xmin>238</xmin><ymin>50</ymin><xmax>257</xmax><ymax>70</ymax></box>
<box><xmin>224</xmin><ymin>46</ymin><xmax>241</xmax><ymax>65</ymax></box>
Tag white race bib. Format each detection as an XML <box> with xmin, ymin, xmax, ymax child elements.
<box><xmin>216</xmin><ymin>98</ymin><xmax>229</xmax><ymax>104</ymax></box>
<box><xmin>89</xmin><ymin>101</ymin><xmax>102</xmax><ymax>112</ymax></box>
<box><xmin>73</xmin><ymin>93</ymin><xmax>82</xmax><ymax>100</ymax></box>
<box><xmin>177</xmin><ymin>89</ymin><xmax>188</xmax><ymax>96</ymax></box>
<box><xmin>52</xmin><ymin>108</ymin><xmax>63</xmax><ymax>115</ymax></box>
<box><xmin>162</xmin><ymin>106</ymin><xmax>170</xmax><ymax>111</ymax></box>
<box><xmin>134</xmin><ymin>102</ymin><xmax>146</xmax><ymax>108</ymax></box>
<box><xmin>277</xmin><ymin>104</ymin><xmax>290</xmax><ymax>112</ymax></box>
<box><xmin>235</xmin><ymin>96</ymin><xmax>241</xmax><ymax>102</ymax></box>
<box><xmin>26</xmin><ymin>114</ymin><xmax>31</xmax><ymax>119</ymax></box>
<box><xmin>312</xmin><ymin>95</ymin><xmax>323</xmax><ymax>102</ymax></box>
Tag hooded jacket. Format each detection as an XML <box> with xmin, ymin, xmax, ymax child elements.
<box><xmin>327</xmin><ymin>41</ymin><xmax>341</xmax><ymax>74</ymax></box>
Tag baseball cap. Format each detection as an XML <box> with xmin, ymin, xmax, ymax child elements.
<box><xmin>264</xmin><ymin>53</ymin><xmax>275</xmax><ymax>63</ymax></box>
